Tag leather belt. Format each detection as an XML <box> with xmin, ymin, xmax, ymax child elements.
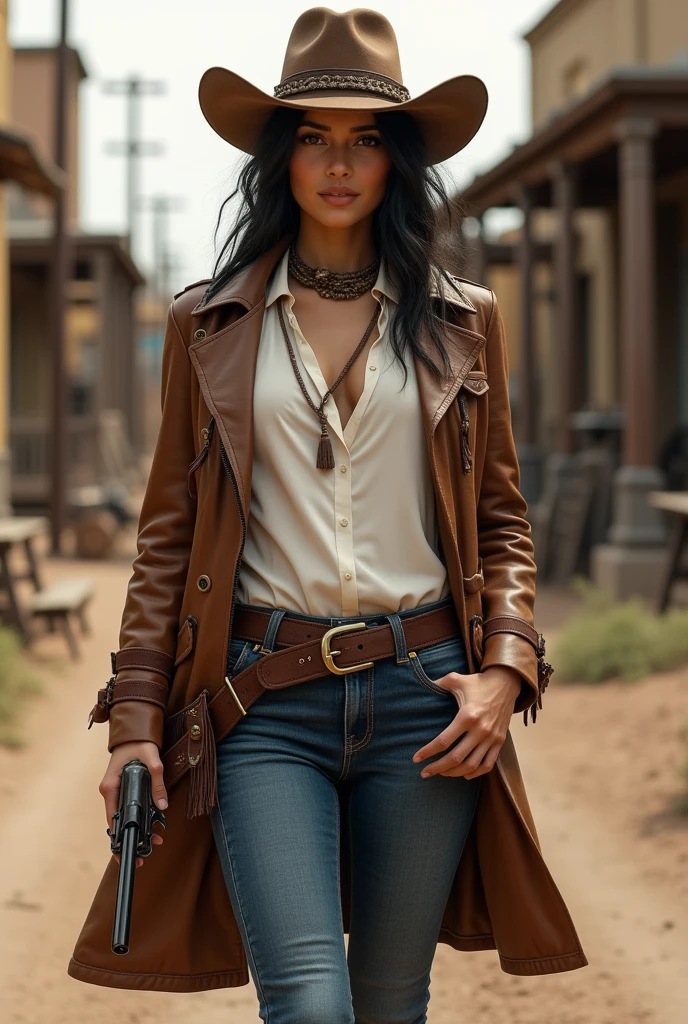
<box><xmin>161</xmin><ymin>602</ymin><xmax>461</xmax><ymax>788</ymax></box>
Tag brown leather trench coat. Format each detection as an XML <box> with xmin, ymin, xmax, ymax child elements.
<box><xmin>68</xmin><ymin>240</ymin><xmax>587</xmax><ymax>992</ymax></box>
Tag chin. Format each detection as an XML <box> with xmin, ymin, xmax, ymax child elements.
<box><xmin>306</xmin><ymin>206</ymin><xmax>372</xmax><ymax>230</ymax></box>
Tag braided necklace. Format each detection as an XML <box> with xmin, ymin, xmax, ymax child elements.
<box><xmin>288</xmin><ymin>245</ymin><xmax>380</xmax><ymax>300</ymax></box>
<box><xmin>277</xmin><ymin>300</ymin><xmax>379</xmax><ymax>470</ymax></box>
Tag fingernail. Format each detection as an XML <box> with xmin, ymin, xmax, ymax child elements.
<box><xmin>420</xmin><ymin>770</ymin><xmax>431</xmax><ymax>778</ymax></box>
<box><xmin>412</xmin><ymin>754</ymin><xmax>421</xmax><ymax>762</ymax></box>
<box><xmin>158</xmin><ymin>799</ymin><xmax>168</xmax><ymax>809</ymax></box>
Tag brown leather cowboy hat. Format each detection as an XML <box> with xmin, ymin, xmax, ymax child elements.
<box><xmin>198</xmin><ymin>7</ymin><xmax>488</xmax><ymax>165</ymax></box>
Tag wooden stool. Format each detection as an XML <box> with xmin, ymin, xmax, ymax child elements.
<box><xmin>28</xmin><ymin>577</ymin><xmax>95</xmax><ymax>659</ymax></box>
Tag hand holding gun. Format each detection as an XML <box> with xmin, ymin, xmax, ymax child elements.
<box><xmin>106</xmin><ymin>758</ymin><xmax>167</xmax><ymax>954</ymax></box>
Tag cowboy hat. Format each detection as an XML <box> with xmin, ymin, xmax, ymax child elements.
<box><xmin>198</xmin><ymin>7</ymin><xmax>488</xmax><ymax>165</ymax></box>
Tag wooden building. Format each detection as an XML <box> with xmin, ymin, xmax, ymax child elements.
<box><xmin>458</xmin><ymin>0</ymin><xmax>688</xmax><ymax>602</ymax></box>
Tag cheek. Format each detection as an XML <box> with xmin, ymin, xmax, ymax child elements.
<box><xmin>289</xmin><ymin>149</ymin><xmax>318</xmax><ymax>204</ymax></box>
<box><xmin>357</xmin><ymin>151</ymin><xmax>392</xmax><ymax>201</ymax></box>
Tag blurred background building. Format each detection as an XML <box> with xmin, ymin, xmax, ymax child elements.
<box><xmin>458</xmin><ymin>0</ymin><xmax>688</xmax><ymax>601</ymax></box>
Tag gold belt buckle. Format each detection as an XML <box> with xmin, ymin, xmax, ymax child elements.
<box><xmin>321</xmin><ymin>622</ymin><xmax>374</xmax><ymax>675</ymax></box>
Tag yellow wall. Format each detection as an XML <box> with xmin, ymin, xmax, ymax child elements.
<box><xmin>528</xmin><ymin>0</ymin><xmax>688</xmax><ymax>129</ymax></box>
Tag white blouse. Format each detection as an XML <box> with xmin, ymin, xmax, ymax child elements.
<box><xmin>235</xmin><ymin>248</ymin><xmax>451</xmax><ymax>617</ymax></box>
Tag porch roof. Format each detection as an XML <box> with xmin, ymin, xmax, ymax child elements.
<box><xmin>0</xmin><ymin>127</ymin><xmax>65</xmax><ymax>197</ymax></box>
<box><xmin>460</xmin><ymin>67</ymin><xmax>688</xmax><ymax>212</ymax></box>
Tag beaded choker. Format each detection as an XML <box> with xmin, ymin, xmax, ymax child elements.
<box><xmin>288</xmin><ymin>245</ymin><xmax>380</xmax><ymax>300</ymax></box>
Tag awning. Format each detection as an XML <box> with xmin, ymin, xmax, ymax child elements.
<box><xmin>0</xmin><ymin>127</ymin><xmax>65</xmax><ymax>197</ymax></box>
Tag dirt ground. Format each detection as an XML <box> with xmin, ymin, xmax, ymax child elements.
<box><xmin>0</xmin><ymin>526</ymin><xmax>687</xmax><ymax>1023</ymax></box>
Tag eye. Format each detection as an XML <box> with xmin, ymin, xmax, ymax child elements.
<box><xmin>298</xmin><ymin>133</ymin><xmax>325</xmax><ymax>145</ymax></box>
<box><xmin>354</xmin><ymin>135</ymin><xmax>382</xmax><ymax>147</ymax></box>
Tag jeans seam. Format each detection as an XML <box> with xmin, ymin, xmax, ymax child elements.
<box><xmin>215</xmin><ymin>802</ymin><xmax>270</xmax><ymax>1021</ymax></box>
<box><xmin>349</xmin><ymin>663</ymin><xmax>375</xmax><ymax>752</ymax></box>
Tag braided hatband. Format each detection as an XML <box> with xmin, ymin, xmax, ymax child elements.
<box><xmin>274</xmin><ymin>70</ymin><xmax>410</xmax><ymax>103</ymax></box>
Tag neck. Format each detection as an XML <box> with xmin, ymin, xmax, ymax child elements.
<box><xmin>295</xmin><ymin>214</ymin><xmax>377</xmax><ymax>271</ymax></box>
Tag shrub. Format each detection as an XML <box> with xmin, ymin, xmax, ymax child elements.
<box><xmin>552</xmin><ymin>575</ymin><xmax>688</xmax><ymax>684</ymax></box>
<box><xmin>0</xmin><ymin>627</ymin><xmax>43</xmax><ymax>748</ymax></box>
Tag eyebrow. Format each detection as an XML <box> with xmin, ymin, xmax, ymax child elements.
<box><xmin>299</xmin><ymin>120</ymin><xmax>380</xmax><ymax>133</ymax></box>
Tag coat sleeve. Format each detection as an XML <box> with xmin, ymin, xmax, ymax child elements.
<box><xmin>104</xmin><ymin>302</ymin><xmax>197</xmax><ymax>752</ymax></box>
<box><xmin>477</xmin><ymin>290</ymin><xmax>540</xmax><ymax>715</ymax></box>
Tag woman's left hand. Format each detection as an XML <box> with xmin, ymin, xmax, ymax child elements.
<box><xmin>412</xmin><ymin>666</ymin><xmax>522</xmax><ymax>780</ymax></box>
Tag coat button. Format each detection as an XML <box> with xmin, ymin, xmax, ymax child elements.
<box><xmin>189</xmin><ymin>723</ymin><xmax>202</xmax><ymax>739</ymax></box>
<box><xmin>197</xmin><ymin>574</ymin><xmax>212</xmax><ymax>592</ymax></box>
<box><xmin>194</xmin><ymin>328</ymin><xmax>207</xmax><ymax>341</ymax></box>
<box><xmin>201</xmin><ymin>426</ymin><xmax>209</xmax><ymax>444</ymax></box>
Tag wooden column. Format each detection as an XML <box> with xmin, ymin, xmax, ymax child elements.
<box><xmin>514</xmin><ymin>183</ymin><xmax>537</xmax><ymax>446</ymax></box>
<box><xmin>615</xmin><ymin>117</ymin><xmax>658</xmax><ymax>467</ymax></box>
<box><xmin>552</xmin><ymin>161</ymin><xmax>578</xmax><ymax>455</ymax></box>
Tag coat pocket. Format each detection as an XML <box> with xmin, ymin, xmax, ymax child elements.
<box><xmin>174</xmin><ymin>615</ymin><xmax>198</xmax><ymax>667</ymax></box>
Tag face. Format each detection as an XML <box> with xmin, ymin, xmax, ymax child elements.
<box><xmin>289</xmin><ymin>108</ymin><xmax>392</xmax><ymax>228</ymax></box>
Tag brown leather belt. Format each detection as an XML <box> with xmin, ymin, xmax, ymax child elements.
<box><xmin>161</xmin><ymin>602</ymin><xmax>461</xmax><ymax>788</ymax></box>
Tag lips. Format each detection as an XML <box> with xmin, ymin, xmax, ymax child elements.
<box><xmin>318</xmin><ymin>187</ymin><xmax>359</xmax><ymax>196</ymax></box>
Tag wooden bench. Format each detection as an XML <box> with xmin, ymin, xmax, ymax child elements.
<box><xmin>28</xmin><ymin>577</ymin><xmax>95</xmax><ymax>659</ymax></box>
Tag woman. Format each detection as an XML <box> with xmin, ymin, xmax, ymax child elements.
<box><xmin>68</xmin><ymin>7</ymin><xmax>587</xmax><ymax>1016</ymax></box>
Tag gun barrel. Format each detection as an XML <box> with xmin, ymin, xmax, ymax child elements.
<box><xmin>112</xmin><ymin>826</ymin><xmax>138</xmax><ymax>954</ymax></box>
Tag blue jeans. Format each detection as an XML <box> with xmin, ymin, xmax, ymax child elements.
<box><xmin>210</xmin><ymin>595</ymin><xmax>481</xmax><ymax>1024</ymax></box>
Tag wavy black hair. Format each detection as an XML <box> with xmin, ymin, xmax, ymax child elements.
<box><xmin>204</xmin><ymin>106</ymin><xmax>467</xmax><ymax>386</ymax></box>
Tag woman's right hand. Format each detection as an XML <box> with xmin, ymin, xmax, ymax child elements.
<box><xmin>99</xmin><ymin>741</ymin><xmax>168</xmax><ymax>868</ymax></box>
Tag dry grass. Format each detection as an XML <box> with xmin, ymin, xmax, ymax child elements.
<box><xmin>0</xmin><ymin>628</ymin><xmax>43</xmax><ymax>748</ymax></box>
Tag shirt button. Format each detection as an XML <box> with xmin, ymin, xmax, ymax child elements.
<box><xmin>340</xmin><ymin>518</ymin><xmax>349</xmax><ymax>527</ymax></box>
<box><xmin>369</xmin><ymin>366</ymin><xmax>377</xmax><ymax>371</ymax></box>
<box><xmin>340</xmin><ymin>465</ymin><xmax>347</xmax><ymax>473</ymax></box>
<box><xmin>344</xmin><ymin>573</ymin><xmax>352</xmax><ymax>580</ymax></box>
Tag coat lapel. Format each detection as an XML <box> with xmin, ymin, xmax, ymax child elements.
<box><xmin>187</xmin><ymin>242</ymin><xmax>487</xmax><ymax>518</ymax></box>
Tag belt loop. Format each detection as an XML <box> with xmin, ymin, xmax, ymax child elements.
<box><xmin>260</xmin><ymin>608</ymin><xmax>288</xmax><ymax>654</ymax></box>
<box><xmin>384</xmin><ymin>611</ymin><xmax>409</xmax><ymax>665</ymax></box>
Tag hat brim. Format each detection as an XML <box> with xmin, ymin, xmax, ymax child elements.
<box><xmin>198</xmin><ymin>67</ymin><xmax>488</xmax><ymax>165</ymax></box>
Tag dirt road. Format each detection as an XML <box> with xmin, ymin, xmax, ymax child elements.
<box><xmin>0</xmin><ymin>533</ymin><xmax>686</xmax><ymax>1023</ymax></box>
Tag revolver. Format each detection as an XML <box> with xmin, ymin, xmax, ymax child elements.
<box><xmin>107</xmin><ymin>758</ymin><xmax>167</xmax><ymax>954</ymax></box>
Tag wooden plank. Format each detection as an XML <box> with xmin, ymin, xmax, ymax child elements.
<box><xmin>0</xmin><ymin>516</ymin><xmax>49</xmax><ymax>545</ymax></box>
<box><xmin>28</xmin><ymin>577</ymin><xmax>94</xmax><ymax>613</ymax></box>
<box><xmin>648</xmin><ymin>490</ymin><xmax>688</xmax><ymax>516</ymax></box>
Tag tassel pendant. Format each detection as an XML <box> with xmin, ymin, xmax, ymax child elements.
<box><xmin>185</xmin><ymin>690</ymin><xmax>218</xmax><ymax>819</ymax></box>
<box><xmin>316</xmin><ymin>421</ymin><xmax>335</xmax><ymax>470</ymax></box>
<box><xmin>164</xmin><ymin>690</ymin><xmax>218</xmax><ymax>817</ymax></box>
<box><xmin>458</xmin><ymin>394</ymin><xmax>472</xmax><ymax>474</ymax></box>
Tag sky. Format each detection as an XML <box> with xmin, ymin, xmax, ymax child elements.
<box><xmin>9</xmin><ymin>0</ymin><xmax>555</xmax><ymax>293</ymax></box>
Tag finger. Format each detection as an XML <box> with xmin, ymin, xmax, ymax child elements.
<box><xmin>438</xmin><ymin>739</ymin><xmax>492</xmax><ymax>778</ymax></box>
<box><xmin>99</xmin><ymin>771</ymin><xmax>122</xmax><ymax>830</ymax></box>
<box><xmin>420</xmin><ymin>725</ymin><xmax>490</xmax><ymax>779</ymax></box>
<box><xmin>412</xmin><ymin>700</ymin><xmax>475</xmax><ymax>763</ymax></box>
<box><xmin>147</xmin><ymin>757</ymin><xmax>168</xmax><ymax>810</ymax></box>
<box><xmin>463</xmin><ymin>742</ymin><xmax>502</xmax><ymax>780</ymax></box>
<box><xmin>152</xmin><ymin>833</ymin><xmax>164</xmax><ymax>845</ymax></box>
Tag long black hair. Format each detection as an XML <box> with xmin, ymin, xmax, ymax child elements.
<box><xmin>204</xmin><ymin>106</ymin><xmax>467</xmax><ymax>386</ymax></box>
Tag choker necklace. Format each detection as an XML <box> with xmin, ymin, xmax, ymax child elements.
<box><xmin>288</xmin><ymin>245</ymin><xmax>380</xmax><ymax>300</ymax></box>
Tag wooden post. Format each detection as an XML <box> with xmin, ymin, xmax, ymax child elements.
<box><xmin>514</xmin><ymin>182</ymin><xmax>537</xmax><ymax>447</ymax></box>
<box><xmin>615</xmin><ymin>117</ymin><xmax>658</xmax><ymax>467</ymax></box>
<box><xmin>552</xmin><ymin>161</ymin><xmax>579</xmax><ymax>455</ymax></box>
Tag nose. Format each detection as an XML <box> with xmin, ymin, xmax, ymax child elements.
<box><xmin>325</xmin><ymin>145</ymin><xmax>353</xmax><ymax>180</ymax></box>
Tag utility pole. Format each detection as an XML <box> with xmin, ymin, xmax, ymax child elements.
<box><xmin>103</xmin><ymin>77</ymin><xmax>165</xmax><ymax>260</ymax></box>
<box><xmin>139</xmin><ymin>195</ymin><xmax>184</xmax><ymax>301</ymax></box>
<box><xmin>49</xmin><ymin>0</ymin><xmax>70</xmax><ymax>555</ymax></box>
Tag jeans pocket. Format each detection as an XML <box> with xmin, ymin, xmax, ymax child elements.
<box><xmin>408</xmin><ymin>637</ymin><xmax>467</xmax><ymax>698</ymax></box>
<box><xmin>227</xmin><ymin>637</ymin><xmax>254</xmax><ymax>678</ymax></box>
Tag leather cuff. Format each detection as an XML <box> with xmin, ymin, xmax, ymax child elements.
<box><xmin>111</xmin><ymin>647</ymin><xmax>174</xmax><ymax>679</ymax></box>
